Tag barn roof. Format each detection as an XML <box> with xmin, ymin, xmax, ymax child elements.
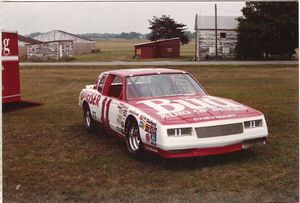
<box><xmin>32</xmin><ymin>30</ymin><xmax>95</xmax><ymax>42</ymax></box>
<box><xmin>134</xmin><ymin>37</ymin><xmax>180</xmax><ymax>47</ymax></box>
<box><xmin>25</xmin><ymin>40</ymin><xmax>73</xmax><ymax>46</ymax></box>
<box><xmin>55</xmin><ymin>30</ymin><xmax>94</xmax><ymax>42</ymax></box>
<box><xmin>195</xmin><ymin>15</ymin><xmax>238</xmax><ymax>30</ymax></box>
<box><xmin>18</xmin><ymin>35</ymin><xmax>41</xmax><ymax>44</ymax></box>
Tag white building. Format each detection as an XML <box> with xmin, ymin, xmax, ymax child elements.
<box><xmin>18</xmin><ymin>35</ymin><xmax>41</xmax><ymax>58</ymax></box>
<box><xmin>33</xmin><ymin>30</ymin><xmax>96</xmax><ymax>55</ymax></box>
<box><xmin>195</xmin><ymin>15</ymin><xmax>238</xmax><ymax>60</ymax></box>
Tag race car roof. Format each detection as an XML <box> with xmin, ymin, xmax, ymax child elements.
<box><xmin>106</xmin><ymin>68</ymin><xmax>186</xmax><ymax>77</ymax></box>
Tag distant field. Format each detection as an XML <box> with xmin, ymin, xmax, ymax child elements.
<box><xmin>3</xmin><ymin>65</ymin><xmax>298</xmax><ymax>202</ymax></box>
<box><xmin>74</xmin><ymin>39</ymin><xmax>195</xmax><ymax>61</ymax></box>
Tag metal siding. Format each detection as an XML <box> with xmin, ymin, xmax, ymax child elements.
<box><xmin>197</xmin><ymin>30</ymin><xmax>237</xmax><ymax>60</ymax></box>
<box><xmin>158</xmin><ymin>40</ymin><xmax>180</xmax><ymax>58</ymax></box>
<box><xmin>135</xmin><ymin>39</ymin><xmax>180</xmax><ymax>59</ymax></box>
<box><xmin>141</xmin><ymin>46</ymin><xmax>155</xmax><ymax>59</ymax></box>
<box><xmin>27</xmin><ymin>41</ymin><xmax>73</xmax><ymax>60</ymax></box>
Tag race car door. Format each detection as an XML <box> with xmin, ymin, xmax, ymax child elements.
<box><xmin>101</xmin><ymin>74</ymin><xmax>124</xmax><ymax>133</ymax></box>
<box><xmin>89</xmin><ymin>73</ymin><xmax>107</xmax><ymax>122</ymax></box>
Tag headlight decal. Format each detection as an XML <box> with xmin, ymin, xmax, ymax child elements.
<box><xmin>244</xmin><ymin>119</ymin><xmax>263</xmax><ymax>129</ymax></box>
<box><xmin>167</xmin><ymin>128</ymin><xmax>192</xmax><ymax>136</ymax></box>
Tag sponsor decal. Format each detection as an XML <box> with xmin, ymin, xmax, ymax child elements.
<box><xmin>92</xmin><ymin>111</ymin><xmax>96</xmax><ymax>119</ymax></box>
<box><xmin>145</xmin><ymin>145</ymin><xmax>158</xmax><ymax>153</ymax></box>
<box><xmin>137</xmin><ymin>97</ymin><xmax>247</xmax><ymax>118</ymax></box>
<box><xmin>150</xmin><ymin>134</ymin><xmax>156</xmax><ymax>145</ymax></box>
<box><xmin>139</xmin><ymin>120</ymin><xmax>145</xmax><ymax>129</ymax></box>
<box><xmin>139</xmin><ymin>114</ymin><xmax>157</xmax><ymax>146</ymax></box>
<box><xmin>193</xmin><ymin>114</ymin><xmax>236</xmax><ymax>121</ymax></box>
<box><xmin>116</xmin><ymin>126</ymin><xmax>122</xmax><ymax>133</ymax></box>
<box><xmin>84</xmin><ymin>92</ymin><xmax>101</xmax><ymax>106</ymax></box>
<box><xmin>145</xmin><ymin>133</ymin><xmax>150</xmax><ymax>143</ymax></box>
<box><xmin>116</xmin><ymin>114</ymin><xmax>123</xmax><ymax>124</ymax></box>
<box><xmin>116</xmin><ymin>103</ymin><xmax>130</xmax><ymax>134</ymax></box>
<box><xmin>3</xmin><ymin>38</ymin><xmax>11</xmax><ymax>56</ymax></box>
<box><xmin>129</xmin><ymin>109</ymin><xmax>139</xmax><ymax>116</ymax></box>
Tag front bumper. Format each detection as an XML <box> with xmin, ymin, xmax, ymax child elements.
<box><xmin>156</xmin><ymin>137</ymin><xmax>267</xmax><ymax>158</ymax></box>
<box><xmin>143</xmin><ymin>115</ymin><xmax>269</xmax><ymax>158</ymax></box>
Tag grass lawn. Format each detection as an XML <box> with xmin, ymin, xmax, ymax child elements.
<box><xmin>74</xmin><ymin>39</ymin><xmax>195</xmax><ymax>62</ymax></box>
<box><xmin>3</xmin><ymin>65</ymin><xmax>298</xmax><ymax>202</ymax></box>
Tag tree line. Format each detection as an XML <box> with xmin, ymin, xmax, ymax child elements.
<box><xmin>28</xmin><ymin>2</ymin><xmax>298</xmax><ymax>60</ymax></box>
<box><xmin>28</xmin><ymin>31</ymin><xmax>195</xmax><ymax>40</ymax></box>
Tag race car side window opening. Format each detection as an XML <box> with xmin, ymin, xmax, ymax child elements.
<box><xmin>107</xmin><ymin>75</ymin><xmax>123</xmax><ymax>99</ymax></box>
<box><xmin>126</xmin><ymin>73</ymin><xmax>205</xmax><ymax>100</ymax></box>
<box><xmin>97</xmin><ymin>73</ymin><xmax>107</xmax><ymax>93</ymax></box>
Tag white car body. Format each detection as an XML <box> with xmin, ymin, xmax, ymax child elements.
<box><xmin>79</xmin><ymin>68</ymin><xmax>268</xmax><ymax>158</ymax></box>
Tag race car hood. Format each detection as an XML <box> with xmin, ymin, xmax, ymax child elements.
<box><xmin>128</xmin><ymin>95</ymin><xmax>263</xmax><ymax>125</ymax></box>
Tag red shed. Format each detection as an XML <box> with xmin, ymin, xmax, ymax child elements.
<box><xmin>2</xmin><ymin>30</ymin><xmax>21</xmax><ymax>103</ymax></box>
<box><xmin>134</xmin><ymin>38</ymin><xmax>181</xmax><ymax>59</ymax></box>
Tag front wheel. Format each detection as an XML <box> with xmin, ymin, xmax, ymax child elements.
<box><xmin>83</xmin><ymin>104</ymin><xmax>97</xmax><ymax>133</ymax></box>
<box><xmin>125</xmin><ymin>120</ymin><xmax>144</xmax><ymax>157</ymax></box>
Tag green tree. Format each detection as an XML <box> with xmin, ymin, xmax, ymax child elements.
<box><xmin>148</xmin><ymin>15</ymin><xmax>189</xmax><ymax>44</ymax></box>
<box><xmin>236</xmin><ymin>2</ymin><xmax>298</xmax><ymax>59</ymax></box>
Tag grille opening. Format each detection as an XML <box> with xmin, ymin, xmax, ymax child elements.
<box><xmin>195</xmin><ymin>123</ymin><xmax>243</xmax><ymax>138</ymax></box>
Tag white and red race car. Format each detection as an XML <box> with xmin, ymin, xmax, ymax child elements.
<box><xmin>79</xmin><ymin>68</ymin><xmax>268</xmax><ymax>158</ymax></box>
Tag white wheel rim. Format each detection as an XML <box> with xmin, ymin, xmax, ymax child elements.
<box><xmin>85</xmin><ymin>110</ymin><xmax>90</xmax><ymax>127</ymax></box>
<box><xmin>129</xmin><ymin>126</ymin><xmax>140</xmax><ymax>151</ymax></box>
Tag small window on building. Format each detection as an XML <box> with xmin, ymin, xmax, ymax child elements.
<box><xmin>220</xmin><ymin>32</ymin><xmax>227</xmax><ymax>38</ymax></box>
<box><xmin>222</xmin><ymin>47</ymin><xmax>230</xmax><ymax>54</ymax></box>
<box><xmin>167</xmin><ymin>48</ymin><xmax>173</xmax><ymax>53</ymax></box>
<box><xmin>136</xmin><ymin>49</ymin><xmax>141</xmax><ymax>55</ymax></box>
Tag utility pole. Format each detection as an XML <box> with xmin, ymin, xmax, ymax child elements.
<box><xmin>194</xmin><ymin>14</ymin><xmax>198</xmax><ymax>61</ymax></box>
<box><xmin>215</xmin><ymin>3</ymin><xmax>218</xmax><ymax>60</ymax></box>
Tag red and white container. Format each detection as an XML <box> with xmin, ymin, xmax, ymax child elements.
<box><xmin>2</xmin><ymin>30</ymin><xmax>21</xmax><ymax>103</ymax></box>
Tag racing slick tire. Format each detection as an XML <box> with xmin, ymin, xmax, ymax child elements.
<box><xmin>125</xmin><ymin>118</ymin><xmax>145</xmax><ymax>158</ymax></box>
<box><xmin>83</xmin><ymin>103</ymin><xmax>97</xmax><ymax>133</ymax></box>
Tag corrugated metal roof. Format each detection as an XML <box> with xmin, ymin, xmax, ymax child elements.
<box><xmin>32</xmin><ymin>30</ymin><xmax>95</xmax><ymax>42</ymax></box>
<box><xmin>18</xmin><ymin>35</ymin><xmax>41</xmax><ymax>44</ymax></box>
<box><xmin>55</xmin><ymin>30</ymin><xmax>94</xmax><ymax>42</ymax></box>
<box><xmin>25</xmin><ymin>40</ymin><xmax>73</xmax><ymax>46</ymax></box>
<box><xmin>196</xmin><ymin>15</ymin><xmax>238</xmax><ymax>30</ymax></box>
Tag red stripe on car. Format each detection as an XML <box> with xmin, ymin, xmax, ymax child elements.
<box><xmin>105</xmin><ymin>99</ymin><xmax>112</xmax><ymax>128</ymax></box>
<box><xmin>101</xmin><ymin>97</ymin><xmax>108</xmax><ymax>124</ymax></box>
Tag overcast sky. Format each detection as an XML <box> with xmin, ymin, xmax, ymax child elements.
<box><xmin>2</xmin><ymin>2</ymin><xmax>245</xmax><ymax>35</ymax></box>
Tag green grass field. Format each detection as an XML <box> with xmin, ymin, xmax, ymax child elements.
<box><xmin>3</xmin><ymin>65</ymin><xmax>298</xmax><ymax>202</ymax></box>
<box><xmin>74</xmin><ymin>39</ymin><xmax>195</xmax><ymax>61</ymax></box>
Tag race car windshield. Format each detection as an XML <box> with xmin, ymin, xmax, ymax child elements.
<box><xmin>126</xmin><ymin>73</ymin><xmax>206</xmax><ymax>100</ymax></box>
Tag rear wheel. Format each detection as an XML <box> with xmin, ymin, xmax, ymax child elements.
<box><xmin>125</xmin><ymin>119</ymin><xmax>144</xmax><ymax>157</ymax></box>
<box><xmin>83</xmin><ymin>104</ymin><xmax>97</xmax><ymax>132</ymax></box>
